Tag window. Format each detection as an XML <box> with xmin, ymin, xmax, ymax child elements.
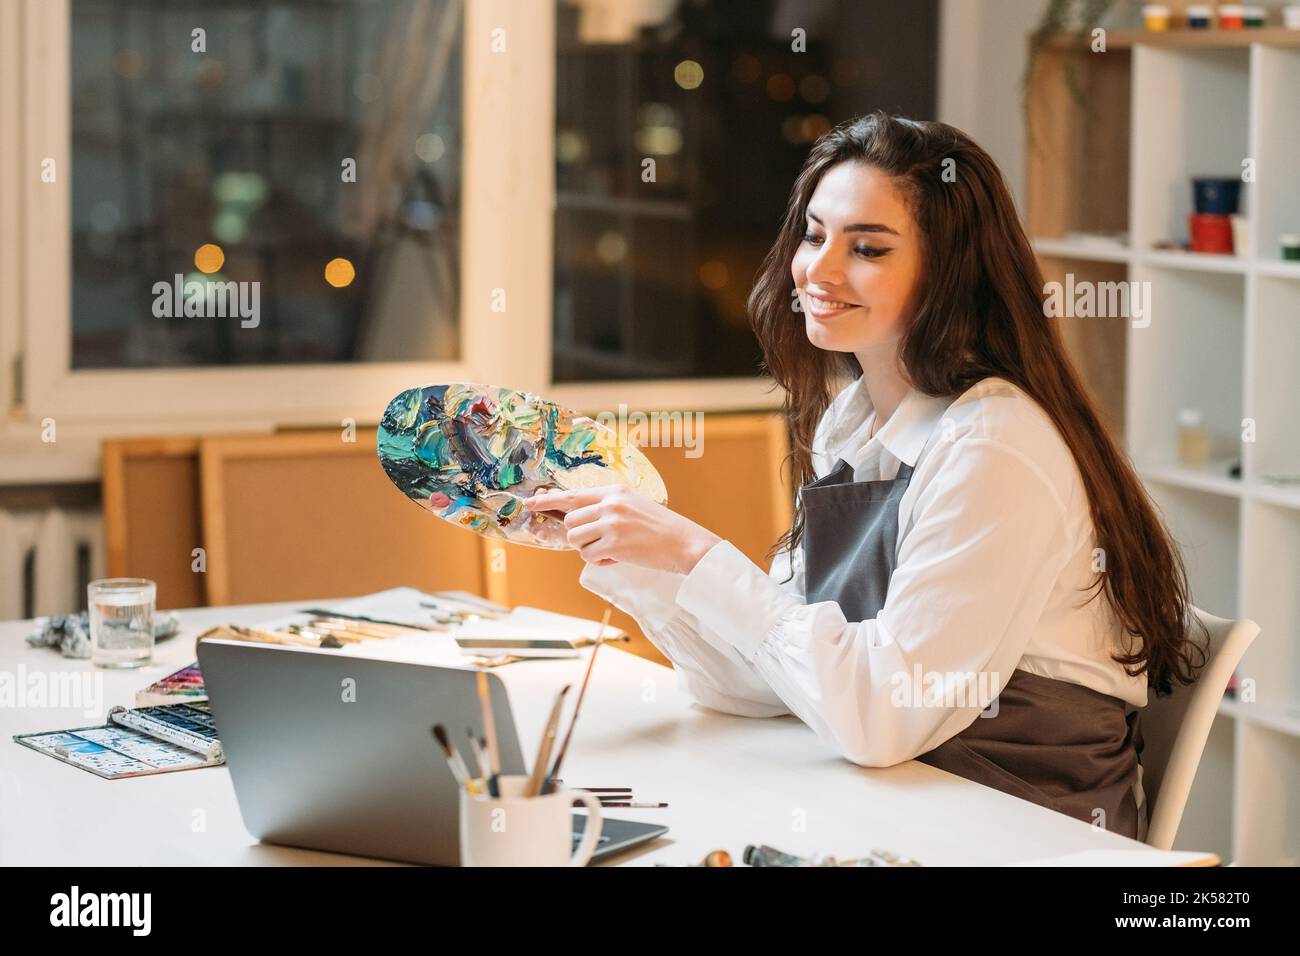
<box><xmin>69</xmin><ymin>0</ymin><xmax>463</xmax><ymax>369</ymax></box>
<box><xmin>553</xmin><ymin>0</ymin><xmax>939</xmax><ymax>382</ymax></box>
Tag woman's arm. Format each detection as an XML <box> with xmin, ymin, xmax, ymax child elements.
<box><xmin>576</xmin><ymin>558</ymin><xmax>793</xmax><ymax>717</ymax></box>
<box><xmin>670</xmin><ymin>437</ymin><xmax>1074</xmax><ymax>766</ymax></box>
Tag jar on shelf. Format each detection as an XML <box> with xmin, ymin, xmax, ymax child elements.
<box><xmin>1178</xmin><ymin>409</ymin><xmax>1211</xmax><ymax>467</ymax></box>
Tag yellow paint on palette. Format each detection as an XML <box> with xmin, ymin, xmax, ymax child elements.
<box><xmin>590</xmin><ymin>427</ymin><xmax>632</xmax><ymax>476</ymax></box>
<box><xmin>325</xmin><ymin>257</ymin><xmax>356</xmax><ymax>287</ymax></box>
<box><xmin>194</xmin><ymin>243</ymin><xmax>224</xmax><ymax>274</ymax></box>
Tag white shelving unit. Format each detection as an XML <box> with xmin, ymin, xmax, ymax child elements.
<box><xmin>1031</xmin><ymin>34</ymin><xmax>1300</xmax><ymax>865</ymax></box>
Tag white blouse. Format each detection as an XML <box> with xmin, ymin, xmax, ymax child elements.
<box><xmin>579</xmin><ymin>375</ymin><xmax>1149</xmax><ymax>768</ymax></box>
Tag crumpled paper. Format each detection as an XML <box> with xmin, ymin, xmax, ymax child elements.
<box><xmin>26</xmin><ymin>611</ymin><xmax>181</xmax><ymax>659</ymax></box>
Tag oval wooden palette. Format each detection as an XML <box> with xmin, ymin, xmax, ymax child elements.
<box><xmin>378</xmin><ymin>382</ymin><xmax>668</xmax><ymax>550</ymax></box>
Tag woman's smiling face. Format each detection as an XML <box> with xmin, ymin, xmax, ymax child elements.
<box><xmin>791</xmin><ymin>161</ymin><xmax>923</xmax><ymax>355</ymax></box>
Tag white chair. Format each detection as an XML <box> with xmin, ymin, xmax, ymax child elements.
<box><xmin>1136</xmin><ymin>608</ymin><xmax>1259</xmax><ymax>850</ymax></box>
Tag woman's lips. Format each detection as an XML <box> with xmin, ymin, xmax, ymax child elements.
<box><xmin>804</xmin><ymin>291</ymin><xmax>861</xmax><ymax>318</ymax></box>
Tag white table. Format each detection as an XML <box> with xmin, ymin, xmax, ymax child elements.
<box><xmin>0</xmin><ymin>595</ymin><xmax>1201</xmax><ymax>866</ymax></box>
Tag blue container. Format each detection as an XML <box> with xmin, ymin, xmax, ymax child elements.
<box><xmin>1193</xmin><ymin>177</ymin><xmax>1241</xmax><ymax>215</ymax></box>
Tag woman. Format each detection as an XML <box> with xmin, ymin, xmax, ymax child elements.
<box><xmin>525</xmin><ymin>111</ymin><xmax>1206</xmax><ymax>840</ymax></box>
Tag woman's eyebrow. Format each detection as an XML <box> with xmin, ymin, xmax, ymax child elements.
<box><xmin>806</xmin><ymin>210</ymin><xmax>900</xmax><ymax>236</ymax></box>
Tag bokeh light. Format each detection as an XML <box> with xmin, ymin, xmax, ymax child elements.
<box><xmin>325</xmin><ymin>257</ymin><xmax>356</xmax><ymax>288</ymax></box>
<box><xmin>674</xmin><ymin>60</ymin><xmax>704</xmax><ymax>90</ymax></box>
<box><xmin>766</xmin><ymin>73</ymin><xmax>795</xmax><ymax>102</ymax></box>
<box><xmin>214</xmin><ymin>172</ymin><xmax>267</xmax><ymax>206</ymax></box>
<box><xmin>596</xmin><ymin>232</ymin><xmax>628</xmax><ymax>264</ymax></box>
<box><xmin>699</xmin><ymin>260</ymin><xmax>729</xmax><ymax>290</ymax></box>
<box><xmin>212</xmin><ymin>209</ymin><xmax>249</xmax><ymax>244</ymax></box>
<box><xmin>556</xmin><ymin>129</ymin><xmax>589</xmax><ymax>164</ymax></box>
<box><xmin>415</xmin><ymin>132</ymin><xmax>445</xmax><ymax>163</ymax></box>
<box><xmin>194</xmin><ymin>243</ymin><xmax>225</xmax><ymax>274</ymax></box>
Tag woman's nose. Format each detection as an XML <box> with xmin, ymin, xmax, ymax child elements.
<box><xmin>804</xmin><ymin>239</ymin><xmax>843</xmax><ymax>285</ymax></box>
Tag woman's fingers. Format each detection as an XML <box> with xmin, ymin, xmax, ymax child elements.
<box><xmin>566</xmin><ymin>516</ymin><xmax>609</xmax><ymax>551</ymax></box>
<box><xmin>561</xmin><ymin>501</ymin><xmax>604</xmax><ymax>529</ymax></box>
<box><xmin>524</xmin><ymin>485</ymin><xmax>618</xmax><ymax>513</ymax></box>
<box><xmin>578</xmin><ymin>539</ymin><xmax>616</xmax><ymax>564</ymax></box>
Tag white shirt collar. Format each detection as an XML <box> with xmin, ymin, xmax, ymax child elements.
<box><xmin>821</xmin><ymin>376</ymin><xmax>953</xmax><ymax>472</ymax></box>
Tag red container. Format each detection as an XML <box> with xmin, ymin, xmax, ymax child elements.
<box><xmin>1189</xmin><ymin>213</ymin><xmax>1234</xmax><ymax>254</ymax></box>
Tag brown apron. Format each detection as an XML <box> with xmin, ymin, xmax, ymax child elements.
<box><xmin>801</xmin><ymin>452</ymin><xmax>1146</xmax><ymax>839</ymax></box>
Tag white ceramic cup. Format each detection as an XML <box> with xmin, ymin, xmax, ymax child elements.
<box><xmin>459</xmin><ymin>774</ymin><xmax>604</xmax><ymax>867</ymax></box>
<box><xmin>1230</xmin><ymin>214</ymin><xmax>1249</xmax><ymax>257</ymax></box>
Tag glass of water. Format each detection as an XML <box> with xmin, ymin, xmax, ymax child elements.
<box><xmin>88</xmin><ymin>578</ymin><xmax>156</xmax><ymax>669</ymax></box>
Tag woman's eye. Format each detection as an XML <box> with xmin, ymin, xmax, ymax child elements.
<box><xmin>802</xmin><ymin>231</ymin><xmax>888</xmax><ymax>259</ymax></box>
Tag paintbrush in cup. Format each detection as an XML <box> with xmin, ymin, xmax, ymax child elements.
<box><xmin>466</xmin><ymin>726</ymin><xmax>488</xmax><ymax>787</ymax></box>
<box><xmin>524</xmin><ymin>685</ymin><xmax>571</xmax><ymax>797</ymax></box>
<box><xmin>476</xmin><ymin>670</ymin><xmax>502</xmax><ymax>797</ymax></box>
<box><xmin>541</xmin><ymin>605</ymin><xmax>611</xmax><ymax>795</ymax></box>
<box><xmin>432</xmin><ymin>724</ymin><xmax>478</xmax><ymax>794</ymax></box>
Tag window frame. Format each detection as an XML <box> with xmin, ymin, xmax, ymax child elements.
<box><xmin>3</xmin><ymin>0</ymin><xmax>776</xmax><ymax>450</ymax></box>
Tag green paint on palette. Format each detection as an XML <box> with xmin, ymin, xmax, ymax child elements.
<box><xmin>377</xmin><ymin>382</ymin><xmax>667</xmax><ymax>550</ymax></box>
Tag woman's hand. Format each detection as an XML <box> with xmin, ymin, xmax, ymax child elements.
<box><xmin>524</xmin><ymin>485</ymin><xmax>722</xmax><ymax>574</ymax></box>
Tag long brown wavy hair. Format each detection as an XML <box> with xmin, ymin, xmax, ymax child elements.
<box><xmin>749</xmin><ymin>110</ymin><xmax>1205</xmax><ymax>696</ymax></box>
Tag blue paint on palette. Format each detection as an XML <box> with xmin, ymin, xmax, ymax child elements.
<box><xmin>377</xmin><ymin>383</ymin><xmax>666</xmax><ymax>549</ymax></box>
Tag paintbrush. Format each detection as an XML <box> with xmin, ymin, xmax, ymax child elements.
<box><xmin>476</xmin><ymin>670</ymin><xmax>502</xmax><ymax>797</ymax></box>
<box><xmin>420</xmin><ymin>598</ymin><xmax>503</xmax><ymax>619</ymax></box>
<box><xmin>288</xmin><ymin>624</ymin><xmax>366</xmax><ymax>644</ymax></box>
<box><xmin>575</xmin><ymin>634</ymin><xmax>630</xmax><ymax>646</ymax></box>
<box><xmin>309</xmin><ymin>617</ymin><xmax>417</xmax><ymax>639</ymax></box>
<box><xmin>466</xmin><ymin>726</ymin><xmax>488</xmax><ymax>783</ymax></box>
<box><xmin>228</xmin><ymin>624</ymin><xmax>325</xmax><ymax>648</ymax></box>
<box><xmin>466</xmin><ymin>655</ymin><xmax>528</xmax><ymax>668</ymax></box>
<box><xmin>524</xmin><ymin>685</ymin><xmax>571</xmax><ymax>797</ymax></box>
<box><xmin>542</xmin><ymin>605</ymin><xmax>611</xmax><ymax>795</ymax></box>
<box><xmin>432</xmin><ymin>724</ymin><xmax>479</xmax><ymax>794</ymax></box>
<box><xmin>296</xmin><ymin>608</ymin><xmax>448</xmax><ymax>632</ymax></box>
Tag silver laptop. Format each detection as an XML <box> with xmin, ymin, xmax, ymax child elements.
<box><xmin>197</xmin><ymin>639</ymin><xmax>667</xmax><ymax>865</ymax></box>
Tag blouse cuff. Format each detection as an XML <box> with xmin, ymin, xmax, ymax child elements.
<box><xmin>674</xmin><ymin>539</ymin><xmax>800</xmax><ymax>659</ymax></box>
<box><xmin>578</xmin><ymin>560</ymin><xmax>686</xmax><ymax>636</ymax></box>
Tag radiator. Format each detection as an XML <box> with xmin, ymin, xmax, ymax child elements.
<box><xmin>0</xmin><ymin>508</ymin><xmax>104</xmax><ymax>620</ymax></box>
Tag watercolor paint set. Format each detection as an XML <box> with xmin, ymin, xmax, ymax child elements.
<box><xmin>13</xmin><ymin>701</ymin><xmax>224</xmax><ymax>780</ymax></box>
<box><xmin>135</xmin><ymin>661</ymin><xmax>206</xmax><ymax>706</ymax></box>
